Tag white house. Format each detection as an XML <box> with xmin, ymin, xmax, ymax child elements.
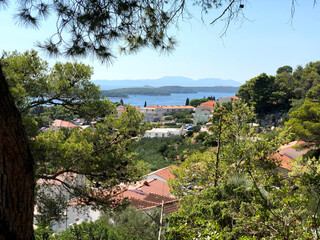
<box><xmin>143</xmin><ymin>128</ymin><xmax>185</xmax><ymax>138</ymax></box>
<box><xmin>140</xmin><ymin>105</ymin><xmax>165</xmax><ymax>122</ymax></box>
<box><xmin>51</xmin><ymin>204</ymin><xmax>101</xmax><ymax>232</ymax></box>
<box><xmin>193</xmin><ymin>100</ymin><xmax>216</xmax><ymax>124</ymax></box>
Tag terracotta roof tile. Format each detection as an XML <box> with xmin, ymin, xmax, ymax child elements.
<box><xmin>227</xmin><ymin>96</ymin><xmax>239</xmax><ymax>99</ymax></box>
<box><xmin>145</xmin><ymin>105</ymin><xmax>161</xmax><ymax>108</ymax></box>
<box><xmin>142</xmin><ymin>199</ymin><xmax>179</xmax><ymax>215</ymax></box>
<box><xmin>274</xmin><ymin>152</ymin><xmax>293</xmax><ymax>170</ymax></box>
<box><xmin>144</xmin><ymin>193</ymin><xmax>174</xmax><ymax>204</ymax></box>
<box><xmin>147</xmin><ymin>165</ymin><xmax>178</xmax><ymax>181</ymax></box>
<box><xmin>52</xmin><ymin>119</ymin><xmax>78</xmax><ymax>128</ymax></box>
<box><xmin>200</xmin><ymin>100</ymin><xmax>216</xmax><ymax>110</ymax></box>
<box><xmin>162</xmin><ymin>200</ymin><xmax>179</xmax><ymax>214</ymax></box>
<box><xmin>140</xmin><ymin>179</ymin><xmax>171</xmax><ymax>196</ymax></box>
<box><xmin>129</xmin><ymin>198</ymin><xmax>156</xmax><ymax>209</ymax></box>
<box><xmin>117</xmin><ymin>108</ymin><xmax>125</xmax><ymax>112</ymax></box>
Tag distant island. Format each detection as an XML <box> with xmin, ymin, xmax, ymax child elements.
<box><xmin>101</xmin><ymin>86</ymin><xmax>239</xmax><ymax>98</ymax></box>
<box><xmin>92</xmin><ymin>76</ymin><xmax>242</xmax><ymax>90</ymax></box>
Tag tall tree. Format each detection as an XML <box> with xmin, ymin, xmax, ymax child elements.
<box><xmin>0</xmin><ymin>61</ymin><xmax>35</xmax><ymax>240</ymax></box>
<box><xmin>0</xmin><ymin>51</ymin><xmax>145</xmax><ymax>240</ymax></box>
<box><xmin>276</xmin><ymin>65</ymin><xmax>293</xmax><ymax>75</ymax></box>
<box><xmin>185</xmin><ymin>98</ymin><xmax>190</xmax><ymax>106</ymax></box>
<box><xmin>237</xmin><ymin>73</ymin><xmax>276</xmax><ymax>116</ymax></box>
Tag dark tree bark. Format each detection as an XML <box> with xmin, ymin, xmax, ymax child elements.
<box><xmin>0</xmin><ymin>64</ymin><xmax>35</xmax><ymax>240</ymax></box>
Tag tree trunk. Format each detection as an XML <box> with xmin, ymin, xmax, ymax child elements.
<box><xmin>0</xmin><ymin>64</ymin><xmax>35</xmax><ymax>239</ymax></box>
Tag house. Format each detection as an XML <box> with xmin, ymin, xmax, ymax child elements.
<box><xmin>140</xmin><ymin>105</ymin><xmax>165</xmax><ymax>122</ymax></box>
<box><xmin>117</xmin><ymin>106</ymin><xmax>142</xmax><ymax>118</ymax></box>
<box><xmin>274</xmin><ymin>141</ymin><xmax>311</xmax><ymax>172</ymax></box>
<box><xmin>36</xmin><ymin>172</ymin><xmax>86</xmax><ymax>201</ymax></box>
<box><xmin>146</xmin><ymin>165</ymin><xmax>178</xmax><ymax>182</ymax></box>
<box><xmin>117</xmin><ymin>105</ymin><xmax>195</xmax><ymax>122</ymax></box>
<box><xmin>113</xmin><ymin>178</ymin><xmax>179</xmax><ymax>214</ymax></box>
<box><xmin>34</xmin><ymin>173</ymin><xmax>87</xmax><ymax>231</ymax></box>
<box><xmin>48</xmin><ymin>170</ymin><xmax>179</xmax><ymax>232</ymax></box>
<box><xmin>51</xmin><ymin>119</ymin><xmax>78</xmax><ymax>131</ymax></box>
<box><xmin>218</xmin><ymin>96</ymin><xmax>239</xmax><ymax>104</ymax></box>
<box><xmin>50</xmin><ymin>204</ymin><xmax>101</xmax><ymax>232</ymax></box>
<box><xmin>193</xmin><ymin>100</ymin><xmax>217</xmax><ymax>124</ymax></box>
<box><xmin>161</xmin><ymin>105</ymin><xmax>195</xmax><ymax>115</ymax></box>
<box><xmin>144</xmin><ymin>128</ymin><xmax>185</xmax><ymax>138</ymax></box>
<box><xmin>115</xmin><ymin>191</ymin><xmax>178</xmax><ymax>215</ymax></box>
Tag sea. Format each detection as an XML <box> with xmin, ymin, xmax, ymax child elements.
<box><xmin>107</xmin><ymin>91</ymin><xmax>236</xmax><ymax>107</ymax></box>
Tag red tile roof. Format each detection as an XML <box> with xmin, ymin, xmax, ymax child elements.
<box><xmin>147</xmin><ymin>165</ymin><xmax>178</xmax><ymax>181</ymax></box>
<box><xmin>145</xmin><ymin>105</ymin><xmax>161</xmax><ymax>108</ymax></box>
<box><xmin>112</xmin><ymin>186</ymin><xmax>178</xmax><ymax>214</ymax></box>
<box><xmin>200</xmin><ymin>100</ymin><xmax>216</xmax><ymax>110</ymax></box>
<box><xmin>140</xmin><ymin>179</ymin><xmax>171</xmax><ymax>196</ymax></box>
<box><xmin>66</xmin><ymin>170</ymin><xmax>179</xmax><ymax>214</ymax></box>
<box><xmin>117</xmin><ymin>108</ymin><xmax>125</xmax><ymax>112</ymax></box>
<box><xmin>142</xmin><ymin>199</ymin><xmax>180</xmax><ymax>215</ymax></box>
<box><xmin>52</xmin><ymin>119</ymin><xmax>78</xmax><ymax>128</ymax></box>
<box><xmin>274</xmin><ymin>152</ymin><xmax>294</xmax><ymax>170</ymax></box>
<box><xmin>274</xmin><ymin>141</ymin><xmax>312</xmax><ymax>171</ymax></box>
<box><xmin>144</xmin><ymin>193</ymin><xmax>174</xmax><ymax>203</ymax></box>
<box><xmin>227</xmin><ymin>96</ymin><xmax>239</xmax><ymax>99</ymax></box>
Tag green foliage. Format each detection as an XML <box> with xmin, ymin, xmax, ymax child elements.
<box><xmin>262</xmin><ymin>129</ymin><xmax>282</xmax><ymax>141</ymax></box>
<box><xmin>189</xmin><ymin>98</ymin><xmax>209</xmax><ymax>107</ymax></box>
<box><xmin>194</xmin><ymin>131</ymin><xmax>209</xmax><ymax>143</ymax></box>
<box><xmin>168</xmin><ymin>110</ymin><xmax>193</xmax><ymax>124</ymax></box>
<box><xmin>45</xmin><ymin>220</ymin><xmax>111</xmax><ymax>240</ymax></box>
<box><xmin>169</xmin><ymin>176</ymin><xmax>314</xmax><ymax>240</ymax></box>
<box><xmin>167</xmin><ymin>100</ymin><xmax>320</xmax><ymax>239</ymax></box>
<box><xmin>167</xmin><ymin>101</ymin><xmax>319</xmax><ymax>239</ymax></box>
<box><xmin>176</xmin><ymin>118</ymin><xmax>193</xmax><ymax>124</ymax></box>
<box><xmin>306</xmin><ymin>84</ymin><xmax>320</xmax><ymax>103</ymax></box>
<box><xmin>2</xmin><ymin>51</ymin><xmax>151</xmax><ymax>227</ymax></box>
<box><xmin>163</xmin><ymin>115</ymin><xmax>173</xmax><ymax>121</ymax></box>
<box><xmin>185</xmin><ymin>97</ymin><xmax>190</xmax><ymax>105</ymax></box>
<box><xmin>43</xmin><ymin>207</ymin><xmax>162</xmax><ymax>240</ymax></box>
<box><xmin>286</xmin><ymin>100</ymin><xmax>320</xmax><ymax>145</ymax></box>
<box><xmin>237</xmin><ymin>73</ymin><xmax>276</xmax><ymax>116</ymax></box>
<box><xmin>277</xmin><ymin>65</ymin><xmax>293</xmax><ymax>74</ymax></box>
<box><xmin>237</xmin><ymin>61</ymin><xmax>320</xmax><ymax>119</ymax></box>
<box><xmin>2</xmin><ymin>50</ymin><xmax>100</xmax><ymax>113</ymax></box>
<box><xmin>163</xmin><ymin>122</ymin><xmax>178</xmax><ymax>127</ymax></box>
<box><xmin>135</xmin><ymin>135</ymin><xmax>204</xmax><ymax>170</ymax></box>
<box><xmin>100</xmin><ymin>207</ymin><xmax>161</xmax><ymax>240</ymax></box>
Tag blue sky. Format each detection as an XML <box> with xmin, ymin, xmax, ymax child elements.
<box><xmin>1</xmin><ymin>1</ymin><xmax>320</xmax><ymax>83</ymax></box>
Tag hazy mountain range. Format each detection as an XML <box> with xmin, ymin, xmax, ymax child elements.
<box><xmin>92</xmin><ymin>76</ymin><xmax>242</xmax><ymax>90</ymax></box>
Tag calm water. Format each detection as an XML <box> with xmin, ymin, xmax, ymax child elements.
<box><xmin>107</xmin><ymin>92</ymin><xmax>236</xmax><ymax>107</ymax></box>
